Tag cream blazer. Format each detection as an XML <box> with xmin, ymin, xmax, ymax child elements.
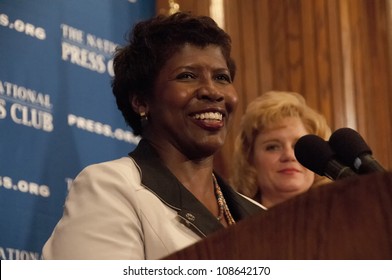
<box><xmin>42</xmin><ymin>140</ymin><xmax>263</xmax><ymax>260</ymax></box>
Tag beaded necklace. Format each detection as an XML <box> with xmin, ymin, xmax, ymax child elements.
<box><xmin>212</xmin><ymin>174</ymin><xmax>236</xmax><ymax>226</ymax></box>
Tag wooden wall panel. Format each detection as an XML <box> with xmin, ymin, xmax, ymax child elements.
<box><xmin>154</xmin><ymin>0</ymin><xmax>392</xmax><ymax>180</ymax></box>
<box><xmin>286</xmin><ymin>0</ymin><xmax>303</xmax><ymax>93</ymax></box>
<box><xmin>255</xmin><ymin>0</ymin><xmax>273</xmax><ymax>95</ymax></box>
<box><xmin>156</xmin><ymin>0</ymin><xmax>210</xmax><ymax>16</ymax></box>
<box><xmin>345</xmin><ymin>0</ymin><xmax>392</xmax><ymax>168</ymax></box>
<box><xmin>224</xmin><ymin>0</ymin><xmax>392</xmax><ymax>179</ymax></box>
<box><xmin>327</xmin><ymin>0</ymin><xmax>347</xmax><ymax>129</ymax></box>
<box><xmin>313</xmin><ymin>0</ymin><xmax>334</xmax><ymax>123</ymax></box>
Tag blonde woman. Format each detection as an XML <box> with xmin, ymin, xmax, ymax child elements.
<box><xmin>232</xmin><ymin>91</ymin><xmax>332</xmax><ymax>208</ymax></box>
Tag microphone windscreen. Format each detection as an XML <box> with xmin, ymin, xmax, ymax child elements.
<box><xmin>294</xmin><ymin>134</ymin><xmax>335</xmax><ymax>176</ymax></box>
<box><xmin>329</xmin><ymin>127</ymin><xmax>372</xmax><ymax>165</ymax></box>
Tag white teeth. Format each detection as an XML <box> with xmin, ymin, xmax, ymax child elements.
<box><xmin>193</xmin><ymin>112</ymin><xmax>223</xmax><ymax>121</ymax></box>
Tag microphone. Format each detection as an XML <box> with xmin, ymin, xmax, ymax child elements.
<box><xmin>294</xmin><ymin>134</ymin><xmax>357</xmax><ymax>180</ymax></box>
<box><xmin>328</xmin><ymin>127</ymin><xmax>386</xmax><ymax>174</ymax></box>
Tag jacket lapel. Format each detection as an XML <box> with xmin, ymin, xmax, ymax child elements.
<box><xmin>129</xmin><ymin>139</ymin><xmax>263</xmax><ymax>237</ymax></box>
<box><xmin>129</xmin><ymin>139</ymin><xmax>223</xmax><ymax>237</ymax></box>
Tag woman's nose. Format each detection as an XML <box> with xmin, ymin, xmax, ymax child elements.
<box><xmin>281</xmin><ymin>146</ymin><xmax>297</xmax><ymax>161</ymax></box>
<box><xmin>196</xmin><ymin>81</ymin><xmax>224</xmax><ymax>102</ymax></box>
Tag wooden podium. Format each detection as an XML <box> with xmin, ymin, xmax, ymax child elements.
<box><xmin>165</xmin><ymin>172</ymin><xmax>392</xmax><ymax>259</ymax></box>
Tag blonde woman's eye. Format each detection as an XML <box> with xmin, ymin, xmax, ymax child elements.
<box><xmin>265</xmin><ymin>144</ymin><xmax>281</xmax><ymax>151</ymax></box>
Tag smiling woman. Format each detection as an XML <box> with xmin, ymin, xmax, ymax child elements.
<box><xmin>147</xmin><ymin>43</ymin><xmax>238</xmax><ymax>157</ymax></box>
<box><xmin>42</xmin><ymin>11</ymin><xmax>264</xmax><ymax>260</ymax></box>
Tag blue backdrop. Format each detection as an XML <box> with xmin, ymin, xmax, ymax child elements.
<box><xmin>0</xmin><ymin>0</ymin><xmax>154</xmax><ymax>259</ymax></box>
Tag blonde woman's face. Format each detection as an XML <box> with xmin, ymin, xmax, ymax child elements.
<box><xmin>252</xmin><ymin>116</ymin><xmax>314</xmax><ymax>207</ymax></box>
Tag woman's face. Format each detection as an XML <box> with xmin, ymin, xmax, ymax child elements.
<box><xmin>146</xmin><ymin>44</ymin><xmax>238</xmax><ymax>158</ymax></box>
<box><xmin>252</xmin><ymin>116</ymin><xmax>315</xmax><ymax>206</ymax></box>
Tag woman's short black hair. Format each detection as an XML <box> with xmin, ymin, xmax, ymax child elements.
<box><xmin>111</xmin><ymin>12</ymin><xmax>236</xmax><ymax>136</ymax></box>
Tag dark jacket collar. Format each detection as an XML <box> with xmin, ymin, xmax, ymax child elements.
<box><xmin>129</xmin><ymin>139</ymin><xmax>263</xmax><ymax>237</ymax></box>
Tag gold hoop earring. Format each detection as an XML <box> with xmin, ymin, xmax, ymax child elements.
<box><xmin>140</xmin><ymin>111</ymin><xmax>148</xmax><ymax>127</ymax></box>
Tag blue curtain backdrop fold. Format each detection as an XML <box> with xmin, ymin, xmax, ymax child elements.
<box><xmin>0</xmin><ymin>0</ymin><xmax>154</xmax><ymax>259</ymax></box>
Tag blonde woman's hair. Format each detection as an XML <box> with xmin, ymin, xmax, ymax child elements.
<box><xmin>231</xmin><ymin>91</ymin><xmax>332</xmax><ymax>200</ymax></box>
